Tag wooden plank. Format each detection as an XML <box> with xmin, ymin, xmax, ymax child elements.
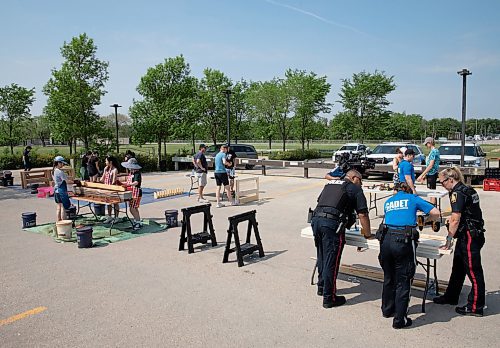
<box><xmin>82</xmin><ymin>181</ymin><xmax>126</xmax><ymax>192</ymax></box>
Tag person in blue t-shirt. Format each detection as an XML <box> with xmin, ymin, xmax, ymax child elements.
<box><xmin>325</xmin><ymin>165</ymin><xmax>345</xmax><ymax>180</ymax></box>
<box><xmin>214</xmin><ymin>144</ymin><xmax>237</xmax><ymax>208</ymax></box>
<box><xmin>398</xmin><ymin>148</ymin><xmax>416</xmax><ymax>194</ymax></box>
<box><xmin>379</xmin><ymin>182</ymin><xmax>439</xmax><ymax>329</ymax></box>
<box><xmin>417</xmin><ymin>137</ymin><xmax>441</xmax><ymax>205</ymax></box>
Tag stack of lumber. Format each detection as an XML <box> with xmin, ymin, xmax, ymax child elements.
<box><xmin>301</xmin><ymin>226</ymin><xmax>453</xmax><ymax>259</ymax></box>
<box><xmin>154</xmin><ymin>188</ymin><xmax>183</xmax><ymax>199</ymax></box>
<box><xmin>340</xmin><ymin>264</ymin><xmax>448</xmax><ymax>293</ymax></box>
<box><xmin>72</xmin><ymin>182</ymin><xmax>132</xmax><ymax>203</ymax></box>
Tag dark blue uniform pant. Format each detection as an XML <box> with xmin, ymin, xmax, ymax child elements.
<box><xmin>379</xmin><ymin>231</ymin><xmax>416</xmax><ymax>326</ymax></box>
<box><xmin>443</xmin><ymin>231</ymin><xmax>485</xmax><ymax>312</ymax></box>
<box><xmin>312</xmin><ymin>217</ymin><xmax>345</xmax><ymax>302</ymax></box>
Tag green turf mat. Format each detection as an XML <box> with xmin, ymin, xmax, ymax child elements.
<box><xmin>22</xmin><ymin>216</ymin><xmax>168</xmax><ymax>245</ymax></box>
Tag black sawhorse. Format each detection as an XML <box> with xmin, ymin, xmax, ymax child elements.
<box><xmin>178</xmin><ymin>204</ymin><xmax>217</xmax><ymax>253</ymax></box>
<box><xmin>222</xmin><ymin>210</ymin><xmax>265</xmax><ymax>267</ymax></box>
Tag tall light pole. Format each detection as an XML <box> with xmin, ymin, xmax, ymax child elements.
<box><xmin>457</xmin><ymin>69</ymin><xmax>471</xmax><ymax>167</ymax></box>
<box><xmin>110</xmin><ymin>103</ymin><xmax>122</xmax><ymax>154</ymax></box>
<box><xmin>224</xmin><ymin>89</ymin><xmax>231</xmax><ymax>146</ymax></box>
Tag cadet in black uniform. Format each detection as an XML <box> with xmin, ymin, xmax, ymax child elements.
<box><xmin>433</xmin><ymin>167</ymin><xmax>485</xmax><ymax>316</ymax></box>
<box><xmin>379</xmin><ymin>183</ymin><xmax>440</xmax><ymax>329</ymax></box>
<box><xmin>311</xmin><ymin>170</ymin><xmax>372</xmax><ymax>308</ymax></box>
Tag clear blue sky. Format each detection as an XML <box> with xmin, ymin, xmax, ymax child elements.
<box><xmin>1</xmin><ymin>0</ymin><xmax>499</xmax><ymax>120</ymax></box>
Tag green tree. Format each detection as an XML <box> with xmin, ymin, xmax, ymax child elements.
<box><xmin>231</xmin><ymin>79</ymin><xmax>250</xmax><ymax>144</ymax></box>
<box><xmin>31</xmin><ymin>114</ymin><xmax>51</xmax><ymax>146</ymax></box>
<box><xmin>0</xmin><ymin>83</ymin><xmax>36</xmax><ymax>154</ymax></box>
<box><xmin>196</xmin><ymin>68</ymin><xmax>232</xmax><ymax>145</ymax></box>
<box><xmin>287</xmin><ymin>69</ymin><xmax>331</xmax><ymax>150</ymax></box>
<box><xmin>246</xmin><ymin>80</ymin><xmax>278</xmax><ymax>149</ymax></box>
<box><xmin>43</xmin><ymin>33</ymin><xmax>109</xmax><ymax>153</ymax></box>
<box><xmin>130</xmin><ymin>55</ymin><xmax>196</xmax><ymax>168</ymax></box>
<box><xmin>338</xmin><ymin>71</ymin><xmax>396</xmax><ymax>142</ymax></box>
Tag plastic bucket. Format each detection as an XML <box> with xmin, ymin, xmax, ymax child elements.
<box><xmin>65</xmin><ymin>206</ymin><xmax>77</xmax><ymax>220</ymax></box>
<box><xmin>93</xmin><ymin>203</ymin><xmax>105</xmax><ymax>216</ymax></box>
<box><xmin>56</xmin><ymin>220</ymin><xmax>73</xmax><ymax>239</ymax></box>
<box><xmin>22</xmin><ymin>212</ymin><xmax>37</xmax><ymax>228</ymax></box>
<box><xmin>30</xmin><ymin>183</ymin><xmax>39</xmax><ymax>194</ymax></box>
<box><xmin>165</xmin><ymin>209</ymin><xmax>178</xmax><ymax>228</ymax></box>
<box><xmin>76</xmin><ymin>226</ymin><xmax>93</xmax><ymax>248</ymax></box>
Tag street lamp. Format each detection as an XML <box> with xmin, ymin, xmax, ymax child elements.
<box><xmin>110</xmin><ymin>103</ymin><xmax>122</xmax><ymax>154</ymax></box>
<box><xmin>224</xmin><ymin>89</ymin><xmax>231</xmax><ymax>146</ymax></box>
<box><xmin>457</xmin><ymin>69</ymin><xmax>471</xmax><ymax>167</ymax></box>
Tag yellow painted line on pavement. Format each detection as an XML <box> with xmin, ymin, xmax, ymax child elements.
<box><xmin>0</xmin><ymin>306</ymin><xmax>47</xmax><ymax>327</ymax></box>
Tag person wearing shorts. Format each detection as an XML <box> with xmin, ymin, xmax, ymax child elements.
<box><xmin>121</xmin><ymin>158</ymin><xmax>143</xmax><ymax>231</ymax></box>
<box><xmin>417</xmin><ymin>137</ymin><xmax>440</xmax><ymax>204</ymax></box>
<box><xmin>52</xmin><ymin>156</ymin><xmax>72</xmax><ymax>222</ymax></box>
<box><xmin>193</xmin><ymin>144</ymin><xmax>209</xmax><ymax>203</ymax></box>
<box><xmin>214</xmin><ymin>144</ymin><xmax>237</xmax><ymax>208</ymax></box>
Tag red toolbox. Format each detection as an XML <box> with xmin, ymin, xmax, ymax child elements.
<box><xmin>483</xmin><ymin>178</ymin><xmax>500</xmax><ymax>191</ymax></box>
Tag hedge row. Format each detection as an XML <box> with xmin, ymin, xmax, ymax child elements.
<box><xmin>268</xmin><ymin>149</ymin><xmax>323</xmax><ymax>161</ymax></box>
<box><xmin>0</xmin><ymin>152</ymin><xmax>177</xmax><ymax>174</ymax></box>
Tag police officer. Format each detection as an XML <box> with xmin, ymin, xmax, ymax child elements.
<box><xmin>433</xmin><ymin>167</ymin><xmax>485</xmax><ymax>317</ymax></box>
<box><xmin>311</xmin><ymin>169</ymin><xmax>372</xmax><ymax>308</ymax></box>
<box><xmin>379</xmin><ymin>182</ymin><xmax>439</xmax><ymax>328</ymax></box>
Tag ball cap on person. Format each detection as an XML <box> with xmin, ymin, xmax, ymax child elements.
<box><xmin>121</xmin><ymin>157</ymin><xmax>142</xmax><ymax>170</ymax></box>
<box><xmin>423</xmin><ymin>137</ymin><xmax>435</xmax><ymax>145</ymax></box>
<box><xmin>54</xmin><ymin>155</ymin><xmax>68</xmax><ymax>165</ymax></box>
<box><xmin>222</xmin><ymin>143</ymin><xmax>229</xmax><ymax>148</ymax></box>
<box><xmin>199</xmin><ymin>143</ymin><xmax>207</xmax><ymax>149</ymax></box>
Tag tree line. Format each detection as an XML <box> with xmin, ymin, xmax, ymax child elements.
<box><xmin>1</xmin><ymin>33</ymin><xmax>499</xmax><ymax>166</ymax></box>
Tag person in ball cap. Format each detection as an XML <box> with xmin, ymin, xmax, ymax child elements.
<box><xmin>417</xmin><ymin>137</ymin><xmax>440</xmax><ymax>204</ymax></box>
<box><xmin>121</xmin><ymin>158</ymin><xmax>143</xmax><ymax>230</ymax></box>
<box><xmin>398</xmin><ymin>148</ymin><xmax>417</xmax><ymax>194</ymax></box>
<box><xmin>52</xmin><ymin>156</ymin><xmax>72</xmax><ymax>221</ymax></box>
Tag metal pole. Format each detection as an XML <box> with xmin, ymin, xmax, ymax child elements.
<box><xmin>110</xmin><ymin>104</ymin><xmax>122</xmax><ymax>154</ymax></box>
<box><xmin>225</xmin><ymin>89</ymin><xmax>231</xmax><ymax>146</ymax></box>
<box><xmin>457</xmin><ymin>69</ymin><xmax>471</xmax><ymax>167</ymax></box>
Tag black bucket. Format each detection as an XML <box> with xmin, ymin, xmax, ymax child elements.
<box><xmin>22</xmin><ymin>212</ymin><xmax>37</xmax><ymax>228</ymax></box>
<box><xmin>76</xmin><ymin>226</ymin><xmax>93</xmax><ymax>248</ymax></box>
<box><xmin>93</xmin><ymin>203</ymin><xmax>105</xmax><ymax>216</ymax></box>
<box><xmin>165</xmin><ymin>209</ymin><xmax>178</xmax><ymax>228</ymax></box>
<box><xmin>30</xmin><ymin>183</ymin><xmax>39</xmax><ymax>194</ymax></box>
<box><xmin>65</xmin><ymin>206</ymin><xmax>77</xmax><ymax>220</ymax></box>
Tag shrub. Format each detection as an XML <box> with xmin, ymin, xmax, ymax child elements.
<box><xmin>269</xmin><ymin>149</ymin><xmax>323</xmax><ymax>161</ymax></box>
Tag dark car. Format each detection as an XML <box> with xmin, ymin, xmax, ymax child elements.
<box><xmin>205</xmin><ymin>144</ymin><xmax>258</xmax><ymax>169</ymax></box>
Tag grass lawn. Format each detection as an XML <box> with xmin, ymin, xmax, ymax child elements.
<box><xmin>3</xmin><ymin>141</ymin><xmax>500</xmax><ymax>159</ymax></box>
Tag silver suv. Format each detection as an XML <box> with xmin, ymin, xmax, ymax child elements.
<box><xmin>438</xmin><ymin>143</ymin><xmax>486</xmax><ymax>167</ymax></box>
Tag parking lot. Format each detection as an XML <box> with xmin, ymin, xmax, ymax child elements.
<box><xmin>1</xmin><ymin>167</ymin><xmax>499</xmax><ymax>347</ymax></box>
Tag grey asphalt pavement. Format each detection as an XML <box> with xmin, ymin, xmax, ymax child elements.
<box><xmin>1</xmin><ymin>167</ymin><xmax>499</xmax><ymax>347</ymax></box>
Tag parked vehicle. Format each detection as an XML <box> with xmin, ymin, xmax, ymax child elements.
<box><xmin>205</xmin><ymin>144</ymin><xmax>258</xmax><ymax>169</ymax></box>
<box><xmin>366</xmin><ymin>143</ymin><xmax>425</xmax><ymax>165</ymax></box>
<box><xmin>332</xmin><ymin>143</ymin><xmax>370</xmax><ymax>162</ymax></box>
<box><xmin>438</xmin><ymin>143</ymin><xmax>486</xmax><ymax>167</ymax></box>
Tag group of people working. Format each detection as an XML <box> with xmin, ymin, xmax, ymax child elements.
<box><xmin>52</xmin><ymin>150</ymin><xmax>144</xmax><ymax>230</ymax></box>
<box><xmin>192</xmin><ymin>143</ymin><xmax>238</xmax><ymax>208</ymax></box>
<box><xmin>313</xmin><ymin>137</ymin><xmax>486</xmax><ymax>329</ymax></box>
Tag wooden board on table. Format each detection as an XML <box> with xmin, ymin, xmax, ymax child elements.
<box><xmin>301</xmin><ymin>226</ymin><xmax>452</xmax><ymax>256</ymax></box>
<box><xmin>82</xmin><ymin>181</ymin><xmax>126</xmax><ymax>192</ymax></box>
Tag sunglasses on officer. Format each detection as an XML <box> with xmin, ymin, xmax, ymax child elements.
<box><xmin>440</xmin><ymin>177</ymin><xmax>450</xmax><ymax>186</ymax></box>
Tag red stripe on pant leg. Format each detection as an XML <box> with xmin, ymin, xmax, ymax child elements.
<box><xmin>466</xmin><ymin>230</ymin><xmax>479</xmax><ymax>312</ymax></box>
<box><xmin>332</xmin><ymin>233</ymin><xmax>344</xmax><ymax>296</ymax></box>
